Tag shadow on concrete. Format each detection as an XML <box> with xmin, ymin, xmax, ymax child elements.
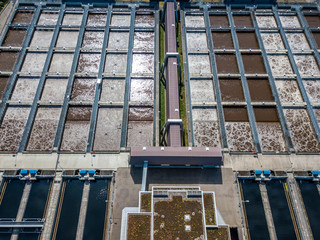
<box><xmin>144</xmin><ymin>168</ymin><xmax>223</xmax><ymax>188</ymax></box>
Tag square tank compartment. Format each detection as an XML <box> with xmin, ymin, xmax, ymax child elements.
<box><xmin>87</xmin><ymin>14</ymin><xmax>107</xmax><ymax>26</ymax></box>
<box><xmin>21</xmin><ymin>53</ymin><xmax>47</xmax><ymax>73</ymax></box>
<box><xmin>100</xmin><ymin>79</ymin><xmax>125</xmax><ymax>102</ymax></box>
<box><xmin>212</xmin><ymin>32</ymin><xmax>233</xmax><ymax>49</ymax></box>
<box><xmin>190</xmin><ymin>80</ymin><xmax>215</xmax><ymax>103</ymax></box>
<box><xmin>37</xmin><ymin>13</ymin><xmax>59</xmax><ymax>25</ymax></box>
<box><xmin>12</xmin><ymin>11</ymin><xmax>33</xmax><ymax>25</ymax></box>
<box><xmin>49</xmin><ymin>53</ymin><xmax>74</xmax><ymax>73</ymax></box>
<box><xmin>305</xmin><ymin>15</ymin><xmax>320</xmax><ymax>28</ymax></box>
<box><xmin>242</xmin><ymin>54</ymin><xmax>266</xmax><ymax>74</ymax></box>
<box><xmin>62</xmin><ymin>13</ymin><xmax>83</xmax><ymax>26</ymax></box>
<box><xmin>209</xmin><ymin>15</ymin><xmax>229</xmax><ymax>28</ymax></box>
<box><xmin>247</xmin><ymin>78</ymin><xmax>273</xmax><ymax>101</ymax></box>
<box><xmin>130</xmin><ymin>79</ymin><xmax>154</xmax><ymax>102</ymax></box>
<box><xmin>82</xmin><ymin>31</ymin><xmax>104</xmax><ymax>49</ymax></box>
<box><xmin>11</xmin><ymin>78</ymin><xmax>40</xmax><ymax>101</ymax></box>
<box><xmin>219</xmin><ymin>78</ymin><xmax>244</xmax><ymax>101</ymax></box>
<box><xmin>29</xmin><ymin>30</ymin><xmax>54</xmax><ymax>48</ymax></box>
<box><xmin>104</xmin><ymin>54</ymin><xmax>127</xmax><ymax>74</ymax></box>
<box><xmin>56</xmin><ymin>31</ymin><xmax>79</xmax><ymax>48</ymax></box>
<box><xmin>215</xmin><ymin>54</ymin><xmax>238</xmax><ymax>74</ymax></box>
<box><xmin>41</xmin><ymin>78</ymin><xmax>68</xmax><ymax>102</ymax></box>
<box><xmin>134</xmin><ymin>32</ymin><xmax>154</xmax><ymax>50</ymax></box>
<box><xmin>3</xmin><ymin>29</ymin><xmax>27</xmax><ymax>47</ymax></box>
<box><xmin>0</xmin><ymin>77</ymin><xmax>10</xmax><ymax>99</ymax></box>
<box><xmin>237</xmin><ymin>32</ymin><xmax>259</xmax><ymax>49</ymax></box>
<box><xmin>71</xmin><ymin>78</ymin><xmax>96</xmax><ymax>101</ymax></box>
<box><xmin>108</xmin><ymin>31</ymin><xmax>129</xmax><ymax>49</ymax></box>
<box><xmin>77</xmin><ymin>54</ymin><xmax>100</xmax><ymax>73</ymax></box>
<box><xmin>233</xmin><ymin>15</ymin><xmax>253</xmax><ymax>28</ymax></box>
<box><xmin>0</xmin><ymin>51</ymin><xmax>19</xmax><ymax>72</ymax></box>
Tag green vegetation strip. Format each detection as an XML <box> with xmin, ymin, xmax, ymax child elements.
<box><xmin>207</xmin><ymin>227</ymin><xmax>230</xmax><ymax>240</ymax></box>
<box><xmin>204</xmin><ymin>193</ymin><xmax>216</xmax><ymax>225</ymax></box>
<box><xmin>0</xmin><ymin>0</ymin><xmax>8</xmax><ymax>11</ymax></box>
<box><xmin>127</xmin><ymin>214</ymin><xmax>151</xmax><ymax>240</ymax></box>
<box><xmin>140</xmin><ymin>192</ymin><xmax>152</xmax><ymax>212</ymax></box>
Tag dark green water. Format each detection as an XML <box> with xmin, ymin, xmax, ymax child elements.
<box><xmin>55</xmin><ymin>180</ymin><xmax>84</xmax><ymax>240</ymax></box>
<box><xmin>298</xmin><ymin>180</ymin><xmax>320</xmax><ymax>239</ymax></box>
<box><xmin>240</xmin><ymin>179</ymin><xmax>270</xmax><ymax>240</ymax></box>
<box><xmin>0</xmin><ymin>180</ymin><xmax>25</xmax><ymax>218</ymax></box>
<box><xmin>266</xmin><ymin>180</ymin><xmax>297</xmax><ymax>239</ymax></box>
<box><xmin>83</xmin><ymin>180</ymin><xmax>109</xmax><ymax>240</ymax></box>
<box><xmin>24</xmin><ymin>180</ymin><xmax>51</xmax><ymax>218</ymax></box>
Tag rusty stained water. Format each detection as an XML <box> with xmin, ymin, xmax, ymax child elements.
<box><xmin>135</xmin><ymin>14</ymin><xmax>154</xmax><ymax>27</ymax></box>
<box><xmin>60</xmin><ymin>107</ymin><xmax>92</xmax><ymax>152</ymax></box>
<box><xmin>12</xmin><ymin>11</ymin><xmax>33</xmax><ymax>25</ymax></box>
<box><xmin>93</xmin><ymin>107</ymin><xmax>123</xmax><ymax>151</ymax></box>
<box><xmin>3</xmin><ymin>29</ymin><xmax>27</xmax><ymax>47</ymax></box>
<box><xmin>0</xmin><ymin>51</ymin><xmax>19</xmax><ymax>72</ymax></box>
<box><xmin>211</xmin><ymin>31</ymin><xmax>233</xmax><ymax>49</ymax></box>
<box><xmin>254</xmin><ymin>107</ymin><xmax>287</xmax><ymax>152</ymax></box>
<box><xmin>111</xmin><ymin>15</ymin><xmax>131</xmax><ymax>27</ymax></box>
<box><xmin>38</xmin><ymin>13</ymin><xmax>59</xmax><ymax>25</ymax></box>
<box><xmin>247</xmin><ymin>79</ymin><xmax>274</xmax><ymax>101</ymax></box>
<box><xmin>286</xmin><ymin>33</ymin><xmax>310</xmax><ymax>50</ymax></box>
<box><xmin>185</xmin><ymin>15</ymin><xmax>205</xmax><ymax>28</ymax></box>
<box><xmin>56</xmin><ymin>31</ymin><xmax>79</xmax><ymax>48</ymax></box>
<box><xmin>233</xmin><ymin>15</ymin><xmax>253</xmax><ymax>28</ymax></box>
<box><xmin>284</xmin><ymin>109</ymin><xmax>320</xmax><ymax>152</ymax></box>
<box><xmin>224</xmin><ymin>107</ymin><xmax>255</xmax><ymax>152</ymax></box>
<box><xmin>294</xmin><ymin>55</ymin><xmax>320</xmax><ymax>75</ymax></box>
<box><xmin>62</xmin><ymin>14</ymin><xmax>83</xmax><ymax>26</ymax></box>
<box><xmin>131</xmin><ymin>54</ymin><xmax>154</xmax><ymax>75</ymax></box>
<box><xmin>192</xmin><ymin>108</ymin><xmax>221</xmax><ymax>148</ymax></box>
<box><xmin>237</xmin><ymin>32</ymin><xmax>259</xmax><ymax>49</ymax></box>
<box><xmin>104</xmin><ymin>54</ymin><xmax>127</xmax><ymax>74</ymax></box>
<box><xmin>26</xmin><ymin>108</ymin><xmax>61</xmax><ymax>151</ymax></box>
<box><xmin>215</xmin><ymin>54</ymin><xmax>238</xmax><ymax>74</ymax></box>
<box><xmin>209</xmin><ymin>15</ymin><xmax>229</xmax><ymax>28</ymax></box>
<box><xmin>303</xmin><ymin>80</ymin><xmax>320</xmax><ymax>102</ymax></box>
<box><xmin>127</xmin><ymin>107</ymin><xmax>153</xmax><ymax>147</ymax></box>
<box><xmin>0</xmin><ymin>107</ymin><xmax>30</xmax><ymax>151</ymax></box>
<box><xmin>11</xmin><ymin>78</ymin><xmax>40</xmax><ymax>101</ymax></box>
<box><xmin>71</xmin><ymin>78</ymin><xmax>96</xmax><ymax>101</ymax></box>
<box><xmin>190</xmin><ymin>80</ymin><xmax>215</xmax><ymax>103</ymax></box>
<box><xmin>279</xmin><ymin>16</ymin><xmax>301</xmax><ymax>28</ymax></box>
<box><xmin>188</xmin><ymin>55</ymin><xmax>211</xmax><ymax>75</ymax></box>
<box><xmin>77</xmin><ymin>54</ymin><xmax>100</xmax><ymax>73</ymax></box>
<box><xmin>41</xmin><ymin>78</ymin><xmax>68</xmax><ymax>102</ymax></box>
<box><xmin>275</xmin><ymin>80</ymin><xmax>303</xmax><ymax>102</ymax></box>
<box><xmin>49</xmin><ymin>53</ymin><xmax>74</xmax><ymax>73</ymax></box>
<box><xmin>108</xmin><ymin>32</ymin><xmax>129</xmax><ymax>49</ymax></box>
<box><xmin>134</xmin><ymin>32</ymin><xmax>154</xmax><ymax>50</ymax></box>
<box><xmin>87</xmin><ymin>14</ymin><xmax>107</xmax><ymax>26</ymax></box>
<box><xmin>267</xmin><ymin>55</ymin><xmax>293</xmax><ymax>75</ymax></box>
<box><xmin>256</xmin><ymin>16</ymin><xmax>277</xmax><ymax>28</ymax></box>
<box><xmin>29</xmin><ymin>30</ymin><xmax>54</xmax><ymax>48</ymax></box>
<box><xmin>261</xmin><ymin>33</ymin><xmax>285</xmax><ymax>50</ymax></box>
<box><xmin>219</xmin><ymin>79</ymin><xmax>244</xmax><ymax>101</ymax></box>
<box><xmin>130</xmin><ymin>79</ymin><xmax>153</xmax><ymax>102</ymax></box>
<box><xmin>21</xmin><ymin>53</ymin><xmax>47</xmax><ymax>73</ymax></box>
<box><xmin>312</xmin><ymin>32</ymin><xmax>320</xmax><ymax>48</ymax></box>
<box><xmin>242</xmin><ymin>54</ymin><xmax>266</xmax><ymax>74</ymax></box>
<box><xmin>100</xmin><ymin>80</ymin><xmax>125</xmax><ymax>102</ymax></box>
<box><xmin>0</xmin><ymin>77</ymin><xmax>9</xmax><ymax>99</ymax></box>
<box><xmin>82</xmin><ymin>31</ymin><xmax>104</xmax><ymax>49</ymax></box>
<box><xmin>305</xmin><ymin>15</ymin><xmax>320</xmax><ymax>28</ymax></box>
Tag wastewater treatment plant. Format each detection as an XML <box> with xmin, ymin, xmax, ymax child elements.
<box><xmin>0</xmin><ymin>0</ymin><xmax>320</xmax><ymax>239</ymax></box>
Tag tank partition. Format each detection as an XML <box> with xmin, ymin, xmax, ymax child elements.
<box><xmin>52</xmin><ymin>179</ymin><xmax>84</xmax><ymax>240</ymax></box>
<box><xmin>266</xmin><ymin>180</ymin><xmax>298</xmax><ymax>239</ymax></box>
<box><xmin>297</xmin><ymin>179</ymin><xmax>320</xmax><ymax>239</ymax></box>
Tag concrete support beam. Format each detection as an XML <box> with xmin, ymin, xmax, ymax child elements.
<box><xmin>75</xmin><ymin>181</ymin><xmax>90</xmax><ymax>240</ymax></box>
<box><xmin>40</xmin><ymin>172</ymin><xmax>63</xmax><ymax>240</ymax></box>
<box><xmin>287</xmin><ymin>173</ymin><xmax>313</xmax><ymax>240</ymax></box>
<box><xmin>259</xmin><ymin>183</ymin><xmax>277</xmax><ymax>240</ymax></box>
<box><xmin>11</xmin><ymin>182</ymin><xmax>32</xmax><ymax>240</ymax></box>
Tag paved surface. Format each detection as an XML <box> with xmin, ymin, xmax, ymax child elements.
<box><xmin>259</xmin><ymin>183</ymin><xmax>277</xmax><ymax>240</ymax></box>
<box><xmin>76</xmin><ymin>181</ymin><xmax>90</xmax><ymax>240</ymax></box>
<box><xmin>40</xmin><ymin>172</ymin><xmax>63</xmax><ymax>240</ymax></box>
<box><xmin>287</xmin><ymin>173</ymin><xmax>313</xmax><ymax>240</ymax></box>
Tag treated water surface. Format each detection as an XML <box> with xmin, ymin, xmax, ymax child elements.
<box><xmin>100</xmin><ymin>80</ymin><xmax>125</xmax><ymax>102</ymax></box>
<box><xmin>188</xmin><ymin>55</ymin><xmax>211</xmax><ymax>75</ymax></box>
<box><xmin>134</xmin><ymin>32</ymin><xmax>154</xmax><ymax>50</ymax></box>
<box><xmin>29</xmin><ymin>30</ymin><xmax>54</xmax><ymax>48</ymax></box>
<box><xmin>11</xmin><ymin>78</ymin><xmax>40</xmax><ymax>101</ymax></box>
<box><xmin>77</xmin><ymin>54</ymin><xmax>100</xmax><ymax>73</ymax></box>
<box><xmin>242</xmin><ymin>54</ymin><xmax>266</xmax><ymax>74</ymax></box>
<box><xmin>233</xmin><ymin>15</ymin><xmax>253</xmax><ymax>28</ymax></box>
<box><xmin>286</xmin><ymin>33</ymin><xmax>310</xmax><ymax>50</ymax></box>
<box><xmin>108</xmin><ymin>32</ymin><xmax>129</xmax><ymax>49</ymax></box>
<box><xmin>215</xmin><ymin>54</ymin><xmax>238</xmax><ymax>73</ymax></box>
<box><xmin>62</xmin><ymin>13</ymin><xmax>83</xmax><ymax>26</ymax></box>
<box><xmin>298</xmin><ymin>181</ymin><xmax>320</xmax><ymax>239</ymax></box>
<box><xmin>294</xmin><ymin>55</ymin><xmax>320</xmax><ymax>75</ymax></box>
<box><xmin>247</xmin><ymin>78</ymin><xmax>273</xmax><ymax>101</ymax></box>
<box><xmin>275</xmin><ymin>80</ymin><xmax>303</xmax><ymax>102</ymax></box>
<box><xmin>83</xmin><ymin>180</ymin><xmax>109</xmax><ymax>239</ymax></box>
<box><xmin>219</xmin><ymin>79</ymin><xmax>244</xmax><ymax>101</ymax></box>
<box><xmin>12</xmin><ymin>12</ymin><xmax>33</xmax><ymax>25</ymax></box>
<box><xmin>56</xmin><ymin>31</ymin><xmax>79</xmax><ymax>48</ymax></box>
<box><xmin>0</xmin><ymin>180</ymin><xmax>25</xmax><ymax>218</ymax></box>
<box><xmin>87</xmin><ymin>14</ymin><xmax>107</xmax><ymax>26</ymax></box>
<box><xmin>261</xmin><ymin>33</ymin><xmax>285</xmax><ymax>50</ymax></box>
<box><xmin>0</xmin><ymin>77</ymin><xmax>10</xmax><ymax>99</ymax></box>
<box><xmin>135</xmin><ymin>14</ymin><xmax>154</xmax><ymax>27</ymax></box>
<box><xmin>38</xmin><ymin>13</ymin><xmax>58</xmax><ymax>25</ymax></box>
<box><xmin>256</xmin><ymin>16</ymin><xmax>277</xmax><ymax>28</ymax></box>
<box><xmin>130</xmin><ymin>79</ymin><xmax>153</xmax><ymax>102</ymax></box>
<box><xmin>0</xmin><ymin>51</ymin><xmax>19</xmax><ymax>72</ymax></box>
<box><xmin>24</xmin><ymin>180</ymin><xmax>51</xmax><ymax>218</ymax></box>
<box><xmin>185</xmin><ymin>15</ymin><xmax>205</xmax><ymax>28</ymax></box>
<box><xmin>209</xmin><ymin>15</ymin><xmax>229</xmax><ymax>28</ymax></box>
<box><xmin>55</xmin><ymin>180</ymin><xmax>84</xmax><ymax>239</ymax></box>
<box><xmin>71</xmin><ymin>78</ymin><xmax>96</xmax><ymax>101</ymax></box>
<box><xmin>41</xmin><ymin>78</ymin><xmax>68</xmax><ymax>102</ymax></box>
<box><xmin>3</xmin><ymin>29</ymin><xmax>27</xmax><ymax>47</ymax></box>
<box><xmin>190</xmin><ymin>80</ymin><xmax>215</xmax><ymax>103</ymax></box>
<box><xmin>303</xmin><ymin>80</ymin><xmax>320</xmax><ymax>102</ymax></box>
<box><xmin>82</xmin><ymin>31</ymin><xmax>104</xmax><ymax>49</ymax></box>
<box><xmin>21</xmin><ymin>53</ymin><xmax>47</xmax><ymax>73</ymax></box>
<box><xmin>212</xmin><ymin>32</ymin><xmax>233</xmax><ymax>49</ymax></box>
<box><xmin>305</xmin><ymin>15</ymin><xmax>320</xmax><ymax>27</ymax></box>
<box><xmin>237</xmin><ymin>32</ymin><xmax>259</xmax><ymax>49</ymax></box>
<box><xmin>279</xmin><ymin>16</ymin><xmax>301</xmax><ymax>28</ymax></box>
<box><xmin>266</xmin><ymin>181</ymin><xmax>297</xmax><ymax>239</ymax></box>
<box><xmin>240</xmin><ymin>180</ymin><xmax>269</xmax><ymax>240</ymax></box>
<box><xmin>267</xmin><ymin>55</ymin><xmax>293</xmax><ymax>75</ymax></box>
